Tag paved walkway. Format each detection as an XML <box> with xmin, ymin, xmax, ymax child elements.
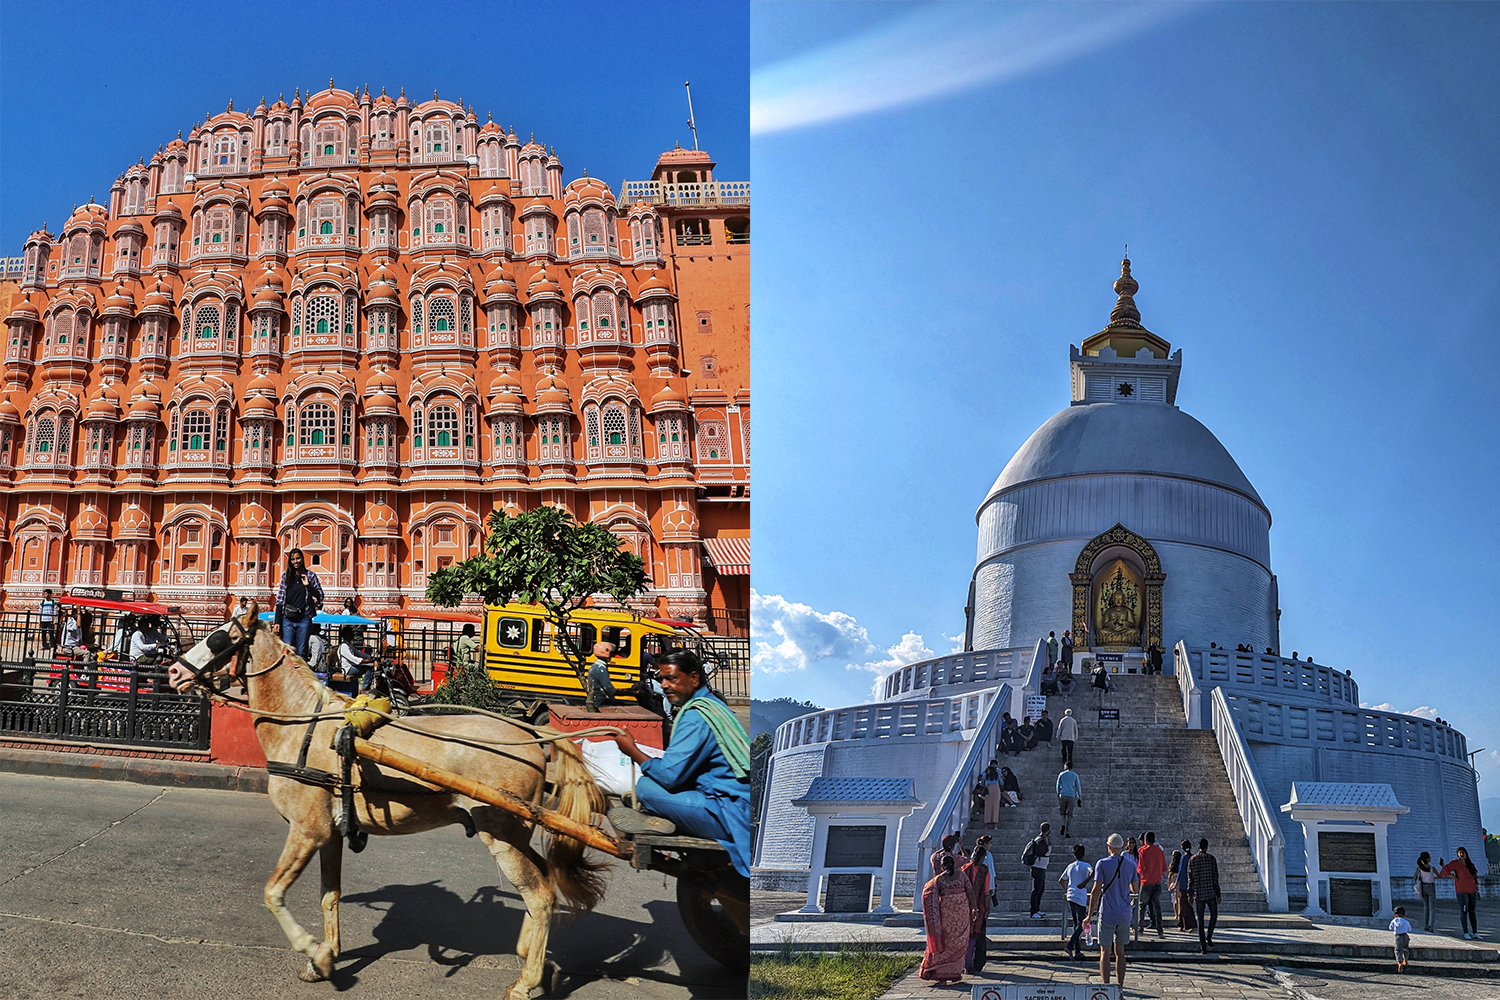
<box><xmin>879</xmin><ymin>962</ymin><xmax>1500</xmax><ymax>999</ymax></box>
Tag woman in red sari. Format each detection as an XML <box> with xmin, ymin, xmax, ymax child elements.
<box><xmin>920</xmin><ymin>854</ymin><xmax>976</xmax><ymax>985</ymax></box>
<box><xmin>962</xmin><ymin>843</ymin><xmax>993</xmax><ymax>973</ymax></box>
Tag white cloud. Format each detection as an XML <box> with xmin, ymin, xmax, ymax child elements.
<box><xmin>1408</xmin><ymin>705</ymin><xmax>1440</xmax><ymax>721</ymax></box>
<box><xmin>751</xmin><ymin>590</ymin><xmax>877</xmax><ymax>675</ymax></box>
<box><xmin>752</xmin><ymin>2</ymin><xmax>1194</xmax><ymax>135</ymax></box>
<box><xmin>850</xmin><ymin>631</ymin><xmax>938</xmax><ymax>699</ymax></box>
<box><xmin>1361</xmin><ymin>702</ymin><xmax>1439</xmax><ymax>720</ymax></box>
<box><xmin>945</xmin><ymin>633</ymin><xmax>967</xmax><ymax>654</ymax></box>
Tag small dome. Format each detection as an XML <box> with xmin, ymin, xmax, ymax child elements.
<box><xmin>153</xmin><ymin>202</ymin><xmax>184</xmax><ymax>221</ymax></box>
<box><xmin>251</xmin><ymin>283</ymin><xmax>284</xmax><ymax>309</ymax></box>
<box><xmin>364</xmin><ymin>369</ymin><xmax>399</xmax><ymax>413</ymax></box>
<box><xmin>141</xmin><ymin>282</ymin><xmax>174</xmax><ymax>314</ymax></box>
<box><xmin>372</xmin><ymin>91</ymin><xmax>396</xmax><ymax>110</ymax></box>
<box><xmin>242</xmin><ymin>395</ymin><xmax>276</xmax><ymax>418</ymax></box>
<box><xmin>366</xmin><ymin>368</ymin><xmax>397</xmax><ymax>394</ymax></box>
<box><xmin>527</xmin><ymin>267</ymin><xmax>561</xmax><ymax>300</ymax></box>
<box><xmin>101</xmin><ymin>286</ymin><xmax>135</xmax><ymax>316</ymax></box>
<box><xmin>305</xmin><ymin>86</ymin><xmax>357</xmax><ymax>113</ymax></box>
<box><xmin>650</xmin><ymin>383</ymin><xmax>687</xmax><ymax>412</ymax></box>
<box><xmin>367</xmin><ymin>187</ymin><xmax>398</xmax><ymax>207</ymax></box>
<box><xmin>86</xmin><ymin>384</ymin><xmax>122</xmax><ymax>420</ymax></box>
<box><xmin>477</xmin><ymin>181</ymin><xmax>511</xmax><ymax>207</ymax></box>
<box><xmin>563</xmin><ymin>175</ymin><xmax>615</xmax><ymax>207</ymax></box>
<box><xmin>479</xmin><ymin>118</ymin><xmax>504</xmax><ymax>136</ymax></box>
<box><xmin>245</xmin><ymin>371</ymin><xmax>277</xmax><ymax>396</ymax></box>
<box><xmin>235</xmin><ymin>501</ymin><xmax>274</xmax><ymax>537</ymax></box>
<box><xmin>128</xmin><ymin>381</ymin><xmax>162</xmax><ymax>419</ymax></box>
<box><xmin>116</xmin><ymin>503</ymin><xmax>153</xmax><ymax>538</ymax></box>
<box><xmin>359</xmin><ymin>500</ymin><xmax>400</xmax><ymax>536</ymax></box>
<box><xmin>6</xmin><ymin>295</ymin><xmax>40</xmax><ymax>322</ymax></box>
<box><xmin>65</xmin><ymin>202</ymin><xmax>108</xmax><ymax>230</ymax></box>
<box><xmin>0</xmin><ymin>395</ymin><xmax>22</xmax><ymax>422</ymax></box>
<box><xmin>534</xmin><ymin>373</ymin><xmax>571</xmax><ymax>412</ymax></box>
<box><xmin>484</xmin><ymin>263</ymin><xmax>517</xmax><ymax>301</ymax></box>
<box><xmin>75</xmin><ymin>505</ymin><xmax>111</xmax><ymax>538</ymax></box>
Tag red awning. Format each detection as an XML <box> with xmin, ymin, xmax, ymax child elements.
<box><xmin>701</xmin><ymin>537</ymin><xmax>750</xmax><ymax>576</ymax></box>
<box><xmin>58</xmin><ymin>595</ymin><xmax>175</xmax><ymax>616</ymax></box>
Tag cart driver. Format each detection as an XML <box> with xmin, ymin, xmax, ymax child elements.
<box><xmin>607</xmin><ymin>650</ymin><xmax>752</xmax><ymax>877</ymax></box>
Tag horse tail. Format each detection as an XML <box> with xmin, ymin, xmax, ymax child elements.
<box><xmin>545</xmin><ymin>735</ymin><xmax>609</xmax><ymax>915</ymax></box>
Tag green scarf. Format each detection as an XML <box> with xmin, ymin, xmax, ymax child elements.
<box><xmin>679</xmin><ymin>691</ymin><xmax>751</xmax><ymax>780</ymax></box>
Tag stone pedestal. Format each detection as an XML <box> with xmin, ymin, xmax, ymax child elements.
<box><xmin>1282</xmin><ymin>782</ymin><xmax>1408</xmax><ymax>920</ymax></box>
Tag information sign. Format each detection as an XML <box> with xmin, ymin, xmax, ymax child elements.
<box><xmin>1025</xmin><ymin>694</ymin><xmax>1047</xmax><ymax>720</ymax></box>
<box><xmin>1319</xmin><ymin>831</ymin><xmax>1377</xmax><ymax>874</ymax></box>
<box><xmin>1098</xmin><ymin>709</ymin><xmax>1120</xmax><ymax>722</ymax></box>
<box><xmin>825</xmin><ymin>872</ymin><xmax>872</xmax><ymax>912</ymax></box>
<box><xmin>972</xmin><ymin>984</ymin><xmax>1119</xmax><ymax>1000</ymax></box>
<box><xmin>825</xmin><ymin>825</ymin><xmax>886</xmax><ymax>867</ymax></box>
<box><xmin>1329</xmin><ymin>877</ymin><xmax>1374</xmax><ymax>917</ymax></box>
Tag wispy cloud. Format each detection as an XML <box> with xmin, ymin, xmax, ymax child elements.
<box><xmin>1361</xmin><ymin>702</ymin><xmax>1440</xmax><ymax>721</ymax></box>
<box><xmin>752</xmin><ymin>2</ymin><xmax>1195</xmax><ymax>136</ymax></box>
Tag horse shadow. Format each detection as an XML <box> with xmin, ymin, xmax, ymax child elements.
<box><xmin>332</xmin><ymin>881</ymin><xmax>740</xmax><ymax>998</ymax></box>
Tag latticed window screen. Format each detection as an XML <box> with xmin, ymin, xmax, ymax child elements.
<box><xmin>587</xmin><ymin>411</ymin><xmax>600</xmax><ymax>448</ymax></box>
<box><xmin>196</xmin><ymin>304</ymin><xmax>220</xmax><ymax>339</ymax></box>
<box><xmin>464</xmin><ymin>407</ymin><xmax>475</xmax><ymax>447</ymax></box>
<box><xmin>459</xmin><ymin>296</ymin><xmax>471</xmax><ymax>333</ymax></box>
<box><xmin>593</xmin><ymin>292</ymin><xmax>615</xmax><ymax>330</ymax></box>
<box><xmin>584</xmin><ymin>211</ymin><xmax>606</xmax><ymax>246</ymax></box>
<box><xmin>300</xmin><ymin>403</ymin><xmax>335</xmax><ymax>445</ymax></box>
<box><xmin>428</xmin><ymin>199</ymin><xmax>453</xmax><ymax>236</ymax></box>
<box><xmin>429</xmin><ymin>298</ymin><xmax>455</xmax><ymax>332</ymax></box>
<box><xmin>430</xmin><ymin>405</ymin><xmax>458</xmax><ymax>447</ymax></box>
<box><xmin>314</xmin><ymin>199</ymin><xmax>340</xmax><ymax>235</ymax></box>
<box><xmin>183</xmin><ymin>410</ymin><xmax>211</xmax><ymax>450</ymax></box>
<box><xmin>293</xmin><ymin>299</ymin><xmax>302</xmax><ymax>336</ymax></box>
<box><xmin>412</xmin><ymin>299</ymin><xmax>423</xmax><ymax>333</ymax></box>
<box><xmin>215</xmin><ymin>409</ymin><xmax>229</xmax><ymax>451</ymax></box>
<box><xmin>343</xmin><ymin>294</ymin><xmax>356</xmax><ymax>335</ymax></box>
<box><xmin>604</xmin><ymin>408</ymin><xmax>627</xmax><ymax>446</ymax></box>
<box><xmin>206</xmin><ymin>208</ymin><xmax>230</xmax><ymax>245</ymax></box>
<box><xmin>341</xmin><ymin>402</ymin><xmax>352</xmax><ymax>445</ymax></box>
<box><xmin>412</xmin><ymin>408</ymin><xmax>423</xmax><ymax>448</ymax></box>
<box><xmin>34</xmin><ymin>418</ymin><xmax>55</xmax><ymax>453</ymax></box>
<box><xmin>310</xmin><ymin>296</ymin><xmax>339</xmax><ymax>335</ymax></box>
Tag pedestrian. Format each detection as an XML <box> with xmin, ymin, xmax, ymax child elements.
<box><xmin>976</xmin><ymin>834</ymin><xmax>998</xmax><ymax>908</ymax></box>
<box><xmin>1036</xmin><ymin>710</ymin><xmax>1054</xmax><ymax>745</ymax></box>
<box><xmin>1414</xmin><ymin>852</ymin><xmax>1439</xmax><ymax>932</ymax></box>
<box><xmin>236</xmin><ymin>595</ymin><xmax>250</xmax><ymax>617</ymax></box>
<box><xmin>1061</xmin><ymin>629</ymin><xmax>1074</xmax><ymax>670</ymax></box>
<box><xmin>1186</xmin><ymin>838</ymin><xmax>1222</xmax><ymax>953</ymax></box>
<box><xmin>337</xmin><ymin>625</ymin><xmax>374</xmax><ymax>691</ymax></box>
<box><xmin>982</xmin><ymin>761</ymin><xmax>1003</xmax><ymax>829</ymax></box>
<box><xmin>1125</xmin><ymin>836</ymin><xmax>1141</xmax><ymax>937</ymax></box>
<box><xmin>931</xmin><ymin>832</ymin><xmax>963</xmax><ymax>876</ymax></box>
<box><xmin>1001</xmin><ymin>765</ymin><xmax>1022</xmax><ymax>807</ymax></box>
<box><xmin>305</xmin><ymin>621</ymin><xmax>328</xmax><ymax>678</ymax></box>
<box><xmin>274</xmin><ymin>548</ymin><xmax>324</xmax><ymax>660</ymax></box>
<box><xmin>1148</xmin><ymin>643</ymin><xmax>1163</xmax><ymax>675</ymax></box>
<box><xmin>1040</xmin><ymin>664</ymin><xmax>1059</xmax><ymax>696</ymax></box>
<box><xmin>1086</xmin><ymin>832</ymin><xmax>1139</xmax><ymax>990</ymax></box>
<box><xmin>1168</xmin><ymin>847</ymin><xmax>1185</xmax><ymax>927</ymax></box>
<box><xmin>59</xmin><ymin>612</ymin><xmax>82</xmax><ymax>652</ymax></box>
<box><xmin>1439</xmin><ymin>847</ymin><xmax>1481</xmax><ymax>939</ymax></box>
<box><xmin>1137</xmin><ymin>831</ymin><xmax>1167</xmax><ymax>939</ymax></box>
<box><xmin>585</xmin><ymin>641</ymin><xmax>618</xmax><ymax>713</ymax></box>
<box><xmin>1175</xmin><ymin>840</ymin><xmax>1196</xmax><ymax>931</ymax></box>
<box><xmin>1046</xmin><ymin>630</ymin><xmax>1059</xmax><ymax>669</ymax></box>
<box><xmin>1058</xmin><ymin>707</ymin><xmax>1078</xmax><ymax>768</ymax></box>
<box><xmin>1019</xmin><ymin>716</ymin><xmax>1038</xmax><ymax>751</ymax></box>
<box><xmin>1059</xmin><ymin>843</ymin><xmax>1094</xmax><ymax>960</ymax></box>
<box><xmin>342</xmin><ymin>596</ymin><xmax>358</xmax><ymax>616</ymax></box>
<box><xmin>456</xmin><ymin>622</ymin><xmax>480</xmax><ymax>670</ymax></box>
<box><xmin>1056</xmin><ymin>763</ymin><xmax>1082</xmax><ymax>839</ymax></box>
<box><xmin>1092</xmin><ymin>662</ymin><xmax>1111</xmax><ymax>695</ymax></box>
<box><xmin>963</xmin><ymin>841</ymin><xmax>993</xmax><ymax>973</ymax></box>
<box><xmin>1391</xmin><ymin>906</ymin><xmax>1412</xmax><ymax>973</ymax></box>
<box><xmin>1023</xmin><ymin>822</ymin><xmax>1052</xmax><ymax>919</ymax></box>
<box><xmin>919</xmin><ymin>853</ymin><xmax>976</xmax><ymax>986</ymax></box>
<box><xmin>970</xmin><ymin>779</ymin><xmax>988</xmax><ymax>825</ymax></box>
<box><xmin>39</xmin><ymin>589</ymin><xmax>59</xmax><ymax>650</ymax></box>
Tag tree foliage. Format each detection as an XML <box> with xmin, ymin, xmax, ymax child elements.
<box><xmin>426</xmin><ymin>505</ymin><xmax>648</xmax><ymax>688</ymax></box>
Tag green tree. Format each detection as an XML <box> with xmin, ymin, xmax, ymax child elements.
<box><xmin>426</xmin><ymin>505</ymin><xmax>648</xmax><ymax>690</ymax></box>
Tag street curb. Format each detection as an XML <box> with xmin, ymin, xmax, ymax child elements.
<box><xmin>0</xmin><ymin>747</ymin><xmax>268</xmax><ymax>794</ymax></box>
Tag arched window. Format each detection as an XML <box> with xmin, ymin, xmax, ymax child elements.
<box><xmin>430</xmin><ymin>405</ymin><xmax>457</xmax><ymax>447</ymax></box>
<box><xmin>34</xmin><ymin>417</ymin><xmax>56</xmax><ymax>453</ymax></box>
<box><xmin>182</xmin><ymin>409</ymin><xmax>211</xmax><ymax>450</ymax></box>
<box><xmin>604</xmin><ymin>407</ymin><xmax>627</xmax><ymax>446</ymax></box>
<box><xmin>412</xmin><ymin>407</ymin><xmax>423</xmax><ymax>449</ymax></box>
<box><xmin>299</xmin><ymin>402</ymin><xmax>334</xmax><ymax>446</ymax></box>
<box><xmin>429</xmin><ymin>297</ymin><xmax>455</xmax><ymax>332</ymax></box>
<box><xmin>312</xmin><ymin>199</ymin><xmax>341</xmax><ymax>239</ymax></box>
<box><xmin>425</xmin><ymin>122</ymin><xmax>452</xmax><ymax>157</ymax></box>
<box><xmin>309</xmin><ymin>295</ymin><xmax>339</xmax><ymax>337</ymax></box>
<box><xmin>320</xmin><ymin>220</ymin><xmax>333</xmax><ymax>235</ymax></box>
<box><xmin>196</xmin><ymin>304</ymin><xmax>220</xmax><ymax>339</ymax></box>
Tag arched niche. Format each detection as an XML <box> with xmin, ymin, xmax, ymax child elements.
<box><xmin>1069</xmin><ymin>523</ymin><xmax>1165</xmax><ymax>651</ymax></box>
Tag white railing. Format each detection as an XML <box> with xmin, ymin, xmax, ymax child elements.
<box><xmin>913</xmin><ymin>683</ymin><xmax>1011</xmax><ymax>913</ymax></box>
<box><xmin>773</xmin><ymin>689</ymin><xmax>1000</xmax><ymax>753</ymax></box>
<box><xmin>1210</xmin><ymin>686</ymin><xmax>1288</xmax><ymax>912</ymax></box>
<box><xmin>882</xmin><ymin>646</ymin><xmax>1034</xmax><ymax>700</ymax></box>
<box><xmin>1229</xmin><ymin>693</ymin><xmax>1469</xmax><ymax>763</ymax></box>
<box><xmin>1022</xmin><ymin>637</ymin><xmax>1047</xmax><ymax>695</ymax></box>
<box><xmin>619</xmin><ymin>180</ymin><xmax>750</xmax><ymax>207</ymax></box>
<box><xmin>1177</xmin><ymin>640</ymin><xmax>1202</xmax><ymax>728</ymax></box>
<box><xmin>2</xmin><ymin>256</ymin><xmax>23</xmax><ymax>277</ymax></box>
<box><xmin>1188</xmin><ymin>647</ymin><xmax>1359</xmax><ymax>707</ymax></box>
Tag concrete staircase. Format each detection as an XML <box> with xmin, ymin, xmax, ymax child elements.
<box><xmin>964</xmin><ymin>674</ymin><xmax>1267</xmax><ymax>916</ymax></box>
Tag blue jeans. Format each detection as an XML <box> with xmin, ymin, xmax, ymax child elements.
<box><xmin>280</xmin><ymin>617</ymin><xmax>311</xmax><ymax>660</ymax></box>
<box><xmin>633</xmin><ymin>774</ymin><xmax>730</xmax><ymax>843</ymax></box>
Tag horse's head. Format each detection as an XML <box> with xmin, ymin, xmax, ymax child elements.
<box><xmin>169</xmin><ymin>601</ymin><xmax>263</xmax><ymax>693</ymax></box>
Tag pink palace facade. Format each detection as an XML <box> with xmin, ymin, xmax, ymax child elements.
<box><xmin>0</xmin><ymin>84</ymin><xmax>750</xmax><ymax>622</ymax></box>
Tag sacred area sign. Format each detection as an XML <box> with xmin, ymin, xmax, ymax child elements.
<box><xmin>972</xmin><ymin>984</ymin><xmax>1119</xmax><ymax>1000</ymax></box>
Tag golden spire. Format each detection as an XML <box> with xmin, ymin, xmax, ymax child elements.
<box><xmin>1109</xmin><ymin>254</ymin><xmax>1142</xmax><ymax>329</ymax></box>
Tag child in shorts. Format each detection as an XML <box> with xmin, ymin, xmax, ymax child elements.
<box><xmin>1390</xmin><ymin>906</ymin><xmax>1411</xmax><ymax>973</ymax></box>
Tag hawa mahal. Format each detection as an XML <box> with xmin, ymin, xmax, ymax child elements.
<box><xmin>0</xmin><ymin>84</ymin><xmax>748</xmax><ymax>623</ymax></box>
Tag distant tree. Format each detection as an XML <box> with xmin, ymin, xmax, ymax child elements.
<box><xmin>749</xmin><ymin>732</ymin><xmax>774</xmax><ymax>848</ymax></box>
<box><xmin>426</xmin><ymin>506</ymin><xmax>648</xmax><ymax>691</ymax></box>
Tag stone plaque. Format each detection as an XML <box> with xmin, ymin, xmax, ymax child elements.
<box><xmin>825</xmin><ymin>872</ymin><xmax>873</xmax><ymax>913</ymax></box>
<box><xmin>1319</xmin><ymin>831</ymin><xmax>1377</xmax><ymax>873</ymax></box>
<box><xmin>1329</xmin><ymin>877</ymin><xmax>1374</xmax><ymax>916</ymax></box>
<box><xmin>825</xmin><ymin>825</ymin><xmax>886</xmax><ymax>867</ymax></box>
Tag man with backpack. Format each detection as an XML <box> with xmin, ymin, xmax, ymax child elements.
<box><xmin>1023</xmin><ymin>822</ymin><xmax>1053</xmax><ymax>919</ymax></box>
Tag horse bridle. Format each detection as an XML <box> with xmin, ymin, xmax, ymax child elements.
<box><xmin>173</xmin><ymin>613</ymin><xmax>290</xmax><ymax>698</ymax></box>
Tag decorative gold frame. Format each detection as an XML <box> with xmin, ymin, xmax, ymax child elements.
<box><xmin>1070</xmin><ymin>523</ymin><xmax>1165</xmax><ymax>650</ymax></box>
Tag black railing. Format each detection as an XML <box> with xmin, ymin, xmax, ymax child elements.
<box><xmin>703</xmin><ymin>608</ymin><xmax>749</xmax><ymax>638</ymax></box>
<box><xmin>685</xmin><ymin>634</ymin><xmax>750</xmax><ymax>702</ymax></box>
<box><xmin>0</xmin><ymin>657</ymin><xmax>211</xmax><ymax>750</ymax></box>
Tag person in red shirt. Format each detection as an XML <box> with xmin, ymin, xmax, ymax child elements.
<box><xmin>1135</xmin><ymin>831</ymin><xmax>1168</xmax><ymax>938</ymax></box>
<box><xmin>1439</xmin><ymin>847</ymin><xmax>1481</xmax><ymax>939</ymax></box>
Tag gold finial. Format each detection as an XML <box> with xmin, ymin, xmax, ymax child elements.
<box><xmin>329</xmin><ymin>77</ymin><xmax>334</xmax><ymax>91</ymax></box>
<box><xmin>227</xmin><ymin>99</ymin><xmax>234</xmax><ymax>112</ymax></box>
<box><xmin>434</xmin><ymin>89</ymin><xmax>439</xmax><ymax>101</ymax></box>
<box><xmin>1109</xmin><ymin>254</ymin><xmax>1142</xmax><ymax>328</ymax></box>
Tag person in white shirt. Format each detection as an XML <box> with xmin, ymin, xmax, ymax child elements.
<box><xmin>1059</xmin><ymin>843</ymin><xmax>1095</xmax><ymax>960</ymax></box>
<box><xmin>1057</xmin><ymin>708</ymin><xmax>1079</xmax><ymax>769</ymax></box>
<box><xmin>130</xmin><ymin>619</ymin><xmax>163</xmax><ymax>664</ymax></box>
<box><xmin>976</xmin><ymin>834</ymin><xmax>997</xmax><ymax>906</ymax></box>
<box><xmin>1390</xmin><ymin>906</ymin><xmax>1412</xmax><ymax>972</ymax></box>
<box><xmin>338</xmin><ymin>626</ymin><xmax>373</xmax><ymax>691</ymax></box>
<box><xmin>59</xmin><ymin>613</ymin><xmax>83</xmax><ymax>651</ymax></box>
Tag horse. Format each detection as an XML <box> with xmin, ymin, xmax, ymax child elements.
<box><xmin>169</xmin><ymin>604</ymin><xmax>607</xmax><ymax>998</ymax></box>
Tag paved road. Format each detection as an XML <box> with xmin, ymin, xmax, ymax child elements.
<box><xmin>881</xmin><ymin>960</ymin><xmax>1500</xmax><ymax>999</ymax></box>
<box><xmin>0</xmin><ymin>772</ymin><xmax>744</xmax><ymax>999</ymax></box>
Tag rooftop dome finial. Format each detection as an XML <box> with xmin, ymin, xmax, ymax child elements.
<box><xmin>1109</xmin><ymin>253</ymin><xmax>1141</xmax><ymax>328</ymax></box>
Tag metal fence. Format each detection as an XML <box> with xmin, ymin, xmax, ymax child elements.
<box><xmin>0</xmin><ymin>658</ymin><xmax>211</xmax><ymax>750</ymax></box>
<box><xmin>690</xmin><ymin>634</ymin><xmax>750</xmax><ymax>702</ymax></box>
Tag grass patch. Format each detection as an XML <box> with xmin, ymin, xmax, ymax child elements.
<box><xmin>749</xmin><ymin>943</ymin><xmax>917</xmax><ymax>1000</ymax></box>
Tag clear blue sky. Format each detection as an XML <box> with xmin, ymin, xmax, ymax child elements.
<box><xmin>0</xmin><ymin>0</ymin><xmax>748</xmax><ymax>251</ymax></box>
<box><xmin>750</xmin><ymin>2</ymin><xmax>1500</xmax><ymax>800</ymax></box>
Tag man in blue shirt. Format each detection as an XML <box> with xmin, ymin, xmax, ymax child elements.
<box><xmin>608</xmin><ymin>650</ymin><xmax>751</xmax><ymax>877</ymax></box>
<box><xmin>1087</xmin><ymin>833</ymin><xmax>1140</xmax><ymax>990</ymax></box>
<box><xmin>1056</xmin><ymin>763</ymin><xmax>1082</xmax><ymax>838</ymax></box>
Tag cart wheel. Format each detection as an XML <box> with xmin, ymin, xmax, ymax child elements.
<box><xmin>530</xmin><ymin>703</ymin><xmax>552</xmax><ymax>727</ymax></box>
<box><xmin>676</xmin><ymin>875</ymin><xmax>749</xmax><ymax>974</ymax></box>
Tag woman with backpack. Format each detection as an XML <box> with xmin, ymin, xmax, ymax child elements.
<box><xmin>274</xmin><ymin>548</ymin><xmax>324</xmax><ymax>659</ymax></box>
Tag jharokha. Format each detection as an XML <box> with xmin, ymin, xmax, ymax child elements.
<box><xmin>0</xmin><ymin>84</ymin><xmax>749</xmax><ymax>622</ymax></box>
